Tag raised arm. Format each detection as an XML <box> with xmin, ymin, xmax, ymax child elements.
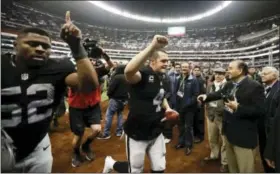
<box><xmin>124</xmin><ymin>35</ymin><xmax>168</xmax><ymax>84</ymax></box>
<box><xmin>61</xmin><ymin>11</ymin><xmax>99</xmax><ymax>92</ymax></box>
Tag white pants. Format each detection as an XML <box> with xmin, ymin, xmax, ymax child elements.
<box><xmin>125</xmin><ymin>133</ymin><xmax>166</xmax><ymax>173</ymax></box>
<box><xmin>13</xmin><ymin>134</ymin><xmax>53</xmax><ymax>173</ymax></box>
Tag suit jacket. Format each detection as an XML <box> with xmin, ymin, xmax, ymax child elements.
<box><xmin>196</xmin><ymin>76</ymin><xmax>206</xmax><ymax>94</ymax></box>
<box><xmin>264</xmin><ymin>102</ymin><xmax>280</xmax><ymax>172</ymax></box>
<box><xmin>163</xmin><ymin>73</ymin><xmax>172</xmax><ymax>102</ymax></box>
<box><xmin>263</xmin><ymin>81</ymin><xmax>280</xmax><ymax>132</ymax></box>
<box><xmin>167</xmin><ymin>70</ymin><xmax>181</xmax><ymax>108</ymax></box>
<box><xmin>205</xmin><ymin>77</ymin><xmax>265</xmax><ymax>149</ymax></box>
<box><xmin>176</xmin><ymin>75</ymin><xmax>199</xmax><ymax>112</ymax></box>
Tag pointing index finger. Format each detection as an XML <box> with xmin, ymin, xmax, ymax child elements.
<box><xmin>65</xmin><ymin>11</ymin><xmax>71</xmax><ymax>23</ymax></box>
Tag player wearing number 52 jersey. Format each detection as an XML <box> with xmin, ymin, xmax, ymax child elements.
<box><xmin>1</xmin><ymin>11</ymin><xmax>99</xmax><ymax>173</ymax></box>
<box><xmin>102</xmin><ymin>35</ymin><xmax>178</xmax><ymax>173</ymax></box>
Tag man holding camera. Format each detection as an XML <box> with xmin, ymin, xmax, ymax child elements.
<box><xmin>68</xmin><ymin>39</ymin><xmax>114</xmax><ymax>167</ymax></box>
<box><xmin>198</xmin><ymin>60</ymin><xmax>265</xmax><ymax>173</ymax></box>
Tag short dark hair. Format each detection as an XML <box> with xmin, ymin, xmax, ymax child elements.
<box><xmin>236</xmin><ymin>60</ymin><xmax>248</xmax><ymax>75</ymax></box>
<box><xmin>17</xmin><ymin>27</ymin><xmax>51</xmax><ymax>40</ymax></box>
<box><xmin>175</xmin><ymin>63</ymin><xmax>181</xmax><ymax>67</ymax></box>
<box><xmin>170</xmin><ymin>61</ymin><xmax>175</xmax><ymax>67</ymax></box>
<box><xmin>193</xmin><ymin>65</ymin><xmax>201</xmax><ymax>70</ymax></box>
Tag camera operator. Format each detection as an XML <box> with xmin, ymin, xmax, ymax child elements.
<box><xmin>197</xmin><ymin>60</ymin><xmax>265</xmax><ymax>173</ymax></box>
<box><xmin>67</xmin><ymin>38</ymin><xmax>114</xmax><ymax>167</ymax></box>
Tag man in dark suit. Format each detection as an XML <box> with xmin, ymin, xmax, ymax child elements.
<box><xmin>163</xmin><ymin>63</ymin><xmax>181</xmax><ymax>144</ymax></box>
<box><xmin>259</xmin><ymin>66</ymin><xmax>280</xmax><ymax>173</ymax></box>
<box><xmin>264</xmin><ymin>102</ymin><xmax>280</xmax><ymax>172</ymax></box>
<box><xmin>198</xmin><ymin>60</ymin><xmax>265</xmax><ymax>173</ymax></box>
<box><xmin>175</xmin><ymin>63</ymin><xmax>200</xmax><ymax>155</ymax></box>
<box><xmin>192</xmin><ymin>65</ymin><xmax>206</xmax><ymax>143</ymax></box>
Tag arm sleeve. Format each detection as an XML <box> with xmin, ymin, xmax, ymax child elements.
<box><xmin>205</xmin><ymin>82</ymin><xmax>228</xmax><ymax>102</ymax></box>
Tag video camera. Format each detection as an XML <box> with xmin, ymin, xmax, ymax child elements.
<box><xmin>83</xmin><ymin>38</ymin><xmax>103</xmax><ymax>59</ymax></box>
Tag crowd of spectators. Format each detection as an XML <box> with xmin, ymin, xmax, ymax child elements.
<box><xmin>1</xmin><ymin>2</ymin><xmax>279</xmax><ymax>51</ymax></box>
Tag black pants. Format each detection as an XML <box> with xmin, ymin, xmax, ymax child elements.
<box><xmin>53</xmin><ymin>97</ymin><xmax>66</xmax><ymax>119</ymax></box>
<box><xmin>258</xmin><ymin>125</ymin><xmax>276</xmax><ymax>173</ymax></box>
<box><xmin>193</xmin><ymin>107</ymin><xmax>205</xmax><ymax>140</ymax></box>
<box><xmin>178</xmin><ymin>110</ymin><xmax>195</xmax><ymax>148</ymax></box>
<box><xmin>69</xmin><ymin>105</ymin><xmax>101</xmax><ymax>136</ymax></box>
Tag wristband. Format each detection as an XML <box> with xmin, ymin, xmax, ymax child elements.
<box><xmin>69</xmin><ymin>42</ymin><xmax>88</xmax><ymax>60</ymax></box>
<box><xmin>61</xmin><ymin>29</ymin><xmax>88</xmax><ymax>60</ymax></box>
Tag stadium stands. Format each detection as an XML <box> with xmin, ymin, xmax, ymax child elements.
<box><xmin>1</xmin><ymin>2</ymin><xmax>279</xmax><ymax>68</ymax></box>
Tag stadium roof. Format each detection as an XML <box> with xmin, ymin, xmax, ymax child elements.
<box><xmin>14</xmin><ymin>1</ymin><xmax>280</xmax><ymax>29</ymax></box>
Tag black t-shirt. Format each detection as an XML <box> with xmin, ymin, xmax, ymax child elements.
<box><xmin>124</xmin><ymin>66</ymin><xmax>168</xmax><ymax>140</ymax></box>
<box><xmin>1</xmin><ymin>54</ymin><xmax>76</xmax><ymax>161</ymax></box>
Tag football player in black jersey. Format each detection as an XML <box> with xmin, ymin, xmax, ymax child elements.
<box><xmin>102</xmin><ymin>35</ymin><xmax>179</xmax><ymax>173</ymax></box>
<box><xmin>1</xmin><ymin>11</ymin><xmax>99</xmax><ymax>173</ymax></box>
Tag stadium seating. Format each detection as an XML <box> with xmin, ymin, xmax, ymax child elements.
<box><xmin>1</xmin><ymin>2</ymin><xmax>279</xmax><ymax>68</ymax></box>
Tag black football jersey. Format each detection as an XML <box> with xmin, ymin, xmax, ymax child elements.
<box><xmin>124</xmin><ymin>66</ymin><xmax>168</xmax><ymax>140</ymax></box>
<box><xmin>1</xmin><ymin>54</ymin><xmax>76</xmax><ymax>161</ymax></box>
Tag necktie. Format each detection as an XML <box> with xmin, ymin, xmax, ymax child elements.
<box><xmin>265</xmin><ymin>87</ymin><xmax>272</xmax><ymax>97</ymax></box>
<box><xmin>230</xmin><ymin>83</ymin><xmax>238</xmax><ymax>97</ymax></box>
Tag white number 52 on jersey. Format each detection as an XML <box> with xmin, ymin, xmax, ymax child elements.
<box><xmin>1</xmin><ymin>84</ymin><xmax>54</xmax><ymax>127</ymax></box>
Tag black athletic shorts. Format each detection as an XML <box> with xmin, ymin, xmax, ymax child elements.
<box><xmin>69</xmin><ymin>104</ymin><xmax>101</xmax><ymax>136</ymax></box>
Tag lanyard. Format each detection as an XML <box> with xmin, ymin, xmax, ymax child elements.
<box><xmin>179</xmin><ymin>76</ymin><xmax>186</xmax><ymax>91</ymax></box>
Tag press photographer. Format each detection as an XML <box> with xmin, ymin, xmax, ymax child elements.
<box><xmin>83</xmin><ymin>38</ymin><xmax>114</xmax><ymax>78</ymax></box>
<box><xmin>67</xmin><ymin>38</ymin><xmax>114</xmax><ymax>167</ymax></box>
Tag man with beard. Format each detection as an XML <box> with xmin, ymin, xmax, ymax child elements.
<box><xmin>103</xmin><ymin>35</ymin><xmax>179</xmax><ymax>173</ymax></box>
